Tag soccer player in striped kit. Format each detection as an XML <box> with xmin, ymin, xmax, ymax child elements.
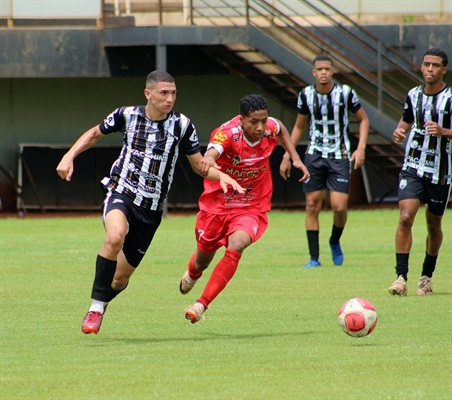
<box><xmin>179</xmin><ymin>94</ymin><xmax>310</xmax><ymax>323</ymax></box>
<box><xmin>56</xmin><ymin>71</ymin><xmax>244</xmax><ymax>334</ymax></box>
<box><xmin>280</xmin><ymin>55</ymin><xmax>369</xmax><ymax>268</ymax></box>
<box><xmin>389</xmin><ymin>48</ymin><xmax>451</xmax><ymax>296</ymax></box>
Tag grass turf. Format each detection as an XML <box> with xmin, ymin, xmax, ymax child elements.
<box><xmin>1</xmin><ymin>209</ymin><xmax>451</xmax><ymax>399</ymax></box>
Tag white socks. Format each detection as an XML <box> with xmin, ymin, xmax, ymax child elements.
<box><xmin>89</xmin><ymin>299</ymin><xmax>106</xmax><ymax>314</ymax></box>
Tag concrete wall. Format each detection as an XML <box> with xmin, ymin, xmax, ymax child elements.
<box><xmin>1</xmin><ymin>23</ymin><xmax>451</xmax><ymax>210</ymax></box>
<box><xmin>0</xmin><ymin>74</ymin><xmax>295</xmax><ymax>210</ymax></box>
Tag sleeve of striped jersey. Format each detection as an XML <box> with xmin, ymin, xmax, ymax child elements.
<box><xmin>99</xmin><ymin>107</ymin><xmax>125</xmax><ymax>135</ymax></box>
<box><xmin>348</xmin><ymin>88</ymin><xmax>362</xmax><ymax>114</ymax></box>
<box><xmin>296</xmin><ymin>90</ymin><xmax>310</xmax><ymax>115</ymax></box>
<box><xmin>401</xmin><ymin>96</ymin><xmax>415</xmax><ymax>124</ymax></box>
<box><xmin>179</xmin><ymin>119</ymin><xmax>202</xmax><ymax>155</ymax></box>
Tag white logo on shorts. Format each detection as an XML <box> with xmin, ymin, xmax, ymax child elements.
<box><xmin>113</xmin><ymin>199</ymin><xmax>124</xmax><ymax>204</ymax></box>
<box><xmin>399</xmin><ymin>179</ymin><xmax>407</xmax><ymax>190</ymax></box>
<box><xmin>252</xmin><ymin>223</ymin><xmax>258</xmax><ymax>235</ymax></box>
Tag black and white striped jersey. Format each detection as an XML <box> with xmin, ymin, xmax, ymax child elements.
<box><xmin>402</xmin><ymin>85</ymin><xmax>452</xmax><ymax>185</ymax></box>
<box><xmin>99</xmin><ymin>106</ymin><xmax>201</xmax><ymax>210</ymax></box>
<box><xmin>297</xmin><ymin>83</ymin><xmax>362</xmax><ymax>159</ymax></box>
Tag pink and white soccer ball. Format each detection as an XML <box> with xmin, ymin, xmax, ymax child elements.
<box><xmin>338</xmin><ymin>298</ymin><xmax>378</xmax><ymax>338</ymax></box>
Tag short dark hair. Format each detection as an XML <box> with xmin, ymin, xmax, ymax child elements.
<box><xmin>239</xmin><ymin>94</ymin><xmax>269</xmax><ymax>116</ymax></box>
<box><xmin>423</xmin><ymin>48</ymin><xmax>448</xmax><ymax>67</ymax></box>
<box><xmin>146</xmin><ymin>70</ymin><xmax>175</xmax><ymax>88</ymax></box>
<box><xmin>313</xmin><ymin>54</ymin><xmax>333</xmax><ymax>65</ymax></box>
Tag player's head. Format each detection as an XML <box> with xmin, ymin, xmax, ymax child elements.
<box><xmin>313</xmin><ymin>55</ymin><xmax>333</xmax><ymax>66</ymax></box>
<box><xmin>312</xmin><ymin>55</ymin><xmax>334</xmax><ymax>87</ymax></box>
<box><xmin>423</xmin><ymin>48</ymin><xmax>448</xmax><ymax>67</ymax></box>
<box><xmin>421</xmin><ymin>48</ymin><xmax>448</xmax><ymax>85</ymax></box>
<box><xmin>239</xmin><ymin>94</ymin><xmax>269</xmax><ymax>144</ymax></box>
<box><xmin>144</xmin><ymin>71</ymin><xmax>177</xmax><ymax>118</ymax></box>
<box><xmin>145</xmin><ymin>70</ymin><xmax>175</xmax><ymax>89</ymax></box>
<box><xmin>239</xmin><ymin>94</ymin><xmax>269</xmax><ymax>116</ymax></box>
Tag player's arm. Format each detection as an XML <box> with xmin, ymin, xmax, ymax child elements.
<box><xmin>280</xmin><ymin>114</ymin><xmax>309</xmax><ymax>180</ymax></box>
<box><xmin>424</xmin><ymin>121</ymin><xmax>452</xmax><ymax>138</ymax></box>
<box><xmin>56</xmin><ymin>126</ymin><xmax>104</xmax><ymax>181</ymax></box>
<box><xmin>186</xmin><ymin>152</ymin><xmax>245</xmax><ymax>194</ymax></box>
<box><xmin>197</xmin><ymin>147</ymin><xmax>220</xmax><ymax>176</ymax></box>
<box><xmin>393</xmin><ymin>95</ymin><xmax>414</xmax><ymax>145</ymax></box>
<box><xmin>276</xmin><ymin>118</ymin><xmax>310</xmax><ymax>183</ymax></box>
<box><xmin>350</xmin><ymin>107</ymin><xmax>369</xmax><ymax>169</ymax></box>
<box><xmin>393</xmin><ymin>119</ymin><xmax>413</xmax><ymax>145</ymax></box>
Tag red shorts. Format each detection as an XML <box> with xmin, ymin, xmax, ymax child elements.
<box><xmin>195</xmin><ymin>210</ymin><xmax>269</xmax><ymax>253</ymax></box>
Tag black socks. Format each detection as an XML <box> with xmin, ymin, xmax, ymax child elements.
<box><xmin>395</xmin><ymin>253</ymin><xmax>409</xmax><ymax>281</ymax></box>
<box><xmin>91</xmin><ymin>255</ymin><xmax>117</xmax><ymax>302</ymax></box>
<box><xmin>306</xmin><ymin>230</ymin><xmax>320</xmax><ymax>260</ymax></box>
<box><xmin>421</xmin><ymin>252</ymin><xmax>438</xmax><ymax>278</ymax></box>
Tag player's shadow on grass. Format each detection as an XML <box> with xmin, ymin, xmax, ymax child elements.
<box><xmin>101</xmin><ymin>331</ymin><xmax>318</xmax><ymax>344</ymax></box>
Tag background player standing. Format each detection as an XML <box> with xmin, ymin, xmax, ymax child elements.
<box><xmin>388</xmin><ymin>48</ymin><xmax>451</xmax><ymax>296</ymax></box>
<box><xmin>179</xmin><ymin>94</ymin><xmax>310</xmax><ymax>323</ymax></box>
<box><xmin>280</xmin><ymin>55</ymin><xmax>369</xmax><ymax>268</ymax></box>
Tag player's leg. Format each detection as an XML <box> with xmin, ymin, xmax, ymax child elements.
<box><xmin>83</xmin><ymin>196</ymin><xmax>161</xmax><ymax>334</ymax></box>
<box><xmin>179</xmin><ymin>210</ymin><xmax>221</xmax><ymax>295</ymax></box>
<box><xmin>302</xmin><ymin>153</ymin><xmax>327</xmax><ymax>268</ymax></box>
<box><xmin>328</xmin><ymin>191</ymin><xmax>349</xmax><ymax>266</ymax></box>
<box><xmin>185</xmin><ymin>213</ymin><xmax>266</xmax><ymax>323</ymax></box>
<box><xmin>303</xmin><ymin>190</ymin><xmax>323</xmax><ymax>268</ymax></box>
<box><xmin>179</xmin><ymin>249</ymin><xmax>216</xmax><ymax>294</ymax></box>
<box><xmin>417</xmin><ymin>183</ymin><xmax>450</xmax><ymax>295</ymax></box>
<box><xmin>82</xmin><ymin>208</ymin><xmax>129</xmax><ymax>334</ymax></box>
<box><xmin>326</xmin><ymin>159</ymin><xmax>350</xmax><ymax>266</ymax></box>
<box><xmin>388</xmin><ymin>198</ymin><xmax>420</xmax><ymax>296</ymax></box>
<box><xmin>389</xmin><ymin>170</ymin><xmax>424</xmax><ymax>296</ymax></box>
<box><xmin>196</xmin><ymin>230</ymin><xmax>250</xmax><ymax>305</ymax></box>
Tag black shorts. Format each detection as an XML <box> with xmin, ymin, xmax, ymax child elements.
<box><xmin>303</xmin><ymin>153</ymin><xmax>350</xmax><ymax>194</ymax></box>
<box><xmin>398</xmin><ymin>169</ymin><xmax>451</xmax><ymax>216</ymax></box>
<box><xmin>102</xmin><ymin>190</ymin><xmax>163</xmax><ymax>267</ymax></box>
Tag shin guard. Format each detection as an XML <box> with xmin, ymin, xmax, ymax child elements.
<box><xmin>91</xmin><ymin>255</ymin><xmax>117</xmax><ymax>302</ymax></box>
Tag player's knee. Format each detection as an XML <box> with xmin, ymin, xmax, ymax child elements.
<box><xmin>426</xmin><ymin>219</ymin><xmax>442</xmax><ymax>236</ymax></box>
<box><xmin>398</xmin><ymin>213</ymin><xmax>414</xmax><ymax>229</ymax></box>
<box><xmin>331</xmin><ymin>203</ymin><xmax>347</xmax><ymax>214</ymax></box>
<box><xmin>227</xmin><ymin>238</ymin><xmax>249</xmax><ymax>253</ymax></box>
<box><xmin>305</xmin><ymin>200</ymin><xmax>321</xmax><ymax>214</ymax></box>
<box><xmin>104</xmin><ymin>232</ymin><xmax>125</xmax><ymax>254</ymax></box>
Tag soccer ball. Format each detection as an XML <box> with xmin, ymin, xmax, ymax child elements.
<box><xmin>338</xmin><ymin>298</ymin><xmax>378</xmax><ymax>338</ymax></box>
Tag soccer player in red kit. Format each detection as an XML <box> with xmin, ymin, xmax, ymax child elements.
<box><xmin>179</xmin><ymin>94</ymin><xmax>310</xmax><ymax>323</ymax></box>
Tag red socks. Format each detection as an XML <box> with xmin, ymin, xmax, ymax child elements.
<box><xmin>198</xmin><ymin>249</ymin><xmax>242</xmax><ymax>309</ymax></box>
<box><xmin>187</xmin><ymin>252</ymin><xmax>203</xmax><ymax>280</ymax></box>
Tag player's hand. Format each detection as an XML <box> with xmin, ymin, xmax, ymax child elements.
<box><xmin>393</xmin><ymin>127</ymin><xmax>406</xmax><ymax>144</ymax></box>
<box><xmin>198</xmin><ymin>155</ymin><xmax>218</xmax><ymax>177</ymax></box>
<box><xmin>350</xmin><ymin>148</ymin><xmax>365</xmax><ymax>169</ymax></box>
<box><xmin>218</xmin><ymin>173</ymin><xmax>245</xmax><ymax>194</ymax></box>
<box><xmin>292</xmin><ymin>161</ymin><xmax>310</xmax><ymax>183</ymax></box>
<box><xmin>279</xmin><ymin>156</ymin><xmax>292</xmax><ymax>180</ymax></box>
<box><xmin>56</xmin><ymin>157</ymin><xmax>74</xmax><ymax>181</ymax></box>
<box><xmin>424</xmin><ymin>121</ymin><xmax>443</xmax><ymax>136</ymax></box>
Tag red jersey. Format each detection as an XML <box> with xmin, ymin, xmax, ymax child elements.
<box><xmin>199</xmin><ymin>115</ymin><xmax>280</xmax><ymax>214</ymax></box>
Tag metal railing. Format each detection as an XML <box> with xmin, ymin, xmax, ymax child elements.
<box><xmin>104</xmin><ymin>0</ymin><xmax>423</xmax><ymax>112</ymax></box>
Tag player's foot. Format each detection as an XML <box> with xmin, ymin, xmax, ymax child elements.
<box><xmin>179</xmin><ymin>271</ymin><xmax>198</xmax><ymax>295</ymax></box>
<box><xmin>81</xmin><ymin>311</ymin><xmax>104</xmax><ymax>334</ymax></box>
<box><xmin>417</xmin><ymin>276</ymin><xmax>433</xmax><ymax>295</ymax></box>
<box><xmin>329</xmin><ymin>242</ymin><xmax>344</xmax><ymax>266</ymax></box>
<box><xmin>388</xmin><ymin>276</ymin><xmax>407</xmax><ymax>296</ymax></box>
<box><xmin>185</xmin><ymin>302</ymin><xmax>205</xmax><ymax>324</ymax></box>
<box><xmin>302</xmin><ymin>259</ymin><xmax>321</xmax><ymax>268</ymax></box>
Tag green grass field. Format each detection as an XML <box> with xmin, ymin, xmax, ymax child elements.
<box><xmin>1</xmin><ymin>209</ymin><xmax>451</xmax><ymax>399</ymax></box>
